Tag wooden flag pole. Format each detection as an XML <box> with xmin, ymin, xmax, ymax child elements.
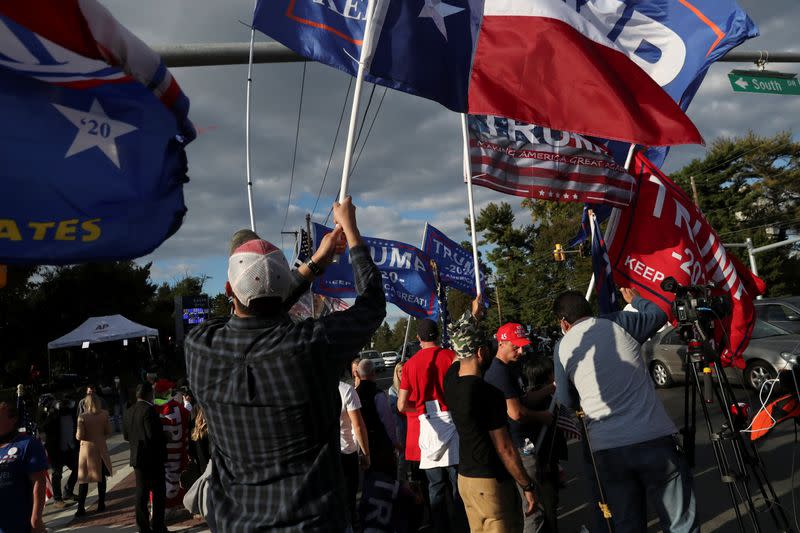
<box><xmin>338</xmin><ymin>0</ymin><xmax>377</xmax><ymax>202</ymax></box>
<box><xmin>585</xmin><ymin>211</ymin><xmax>597</xmax><ymax>301</ymax></box>
<box><xmin>461</xmin><ymin>114</ymin><xmax>482</xmax><ymax>296</ymax></box>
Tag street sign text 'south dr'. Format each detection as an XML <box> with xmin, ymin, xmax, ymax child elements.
<box><xmin>728</xmin><ymin>70</ymin><xmax>800</xmax><ymax>95</ymax></box>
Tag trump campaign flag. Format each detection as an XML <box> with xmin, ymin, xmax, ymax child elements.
<box><xmin>422</xmin><ymin>223</ymin><xmax>486</xmax><ymax>298</ymax></box>
<box><xmin>255</xmin><ymin>0</ymin><xmax>701</xmax><ymax>147</ymax></box>
<box><xmin>590</xmin><ymin>211</ymin><xmax>618</xmax><ymax>315</ymax></box>
<box><xmin>569</xmin><ymin>204</ymin><xmax>613</xmax><ymax>248</ymax></box>
<box><xmin>312</xmin><ymin>224</ymin><xmax>439</xmax><ymax>320</ymax></box>
<box><xmin>590</xmin><ymin>0</ymin><xmax>758</xmax><ymax>166</ymax></box>
<box><xmin>606</xmin><ymin>152</ymin><xmax>765</xmax><ymax>368</ymax></box>
<box><xmin>0</xmin><ymin>1</ymin><xmax>195</xmax><ymax>264</ymax></box>
<box><xmin>468</xmin><ymin>115</ymin><xmax>636</xmax><ymax>206</ymax></box>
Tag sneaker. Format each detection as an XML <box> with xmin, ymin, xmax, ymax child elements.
<box><xmin>55</xmin><ymin>500</ymin><xmax>75</xmax><ymax>509</ymax></box>
<box><xmin>63</xmin><ymin>491</ymin><xmax>77</xmax><ymax>501</ymax></box>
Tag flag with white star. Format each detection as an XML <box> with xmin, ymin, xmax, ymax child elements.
<box><xmin>467</xmin><ymin>115</ymin><xmax>636</xmax><ymax>207</ymax></box>
<box><xmin>254</xmin><ymin>0</ymin><xmax>482</xmax><ymax>113</ymax></box>
<box><xmin>0</xmin><ymin>1</ymin><xmax>194</xmax><ymax>265</ymax></box>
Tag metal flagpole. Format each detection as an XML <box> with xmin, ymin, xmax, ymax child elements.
<box><xmin>401</xmin><ymin>317</ymin><xmax>412</xmax><ymax>360</ymax></box>
<box><xmin>337</xmin><ymin>0</ymin><xmax>377</xmax><ymax>202</ymax></box>
<box><xmin>587</xmin><ymin>145</ymin><xmax>636</xmax><ymax>301</ymax></box>
<box><xmin>461</xmin><ymin>114</ymin><xmax>482</xmax><ymax>296</ymax></box>
<box><xmin>244</xmin><ymin>0</ymin><xmax>258</xmax><ymax>231</ymax></box>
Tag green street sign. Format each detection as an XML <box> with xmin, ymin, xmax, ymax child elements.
<box><xmin>728</xmin><ymin>70</ymin><xmax>800</xmax><ymax>95</ymax></box>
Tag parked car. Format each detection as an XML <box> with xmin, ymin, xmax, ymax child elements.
<box><xmin>381</xmin><ymin>351</ymin><xmax>400</xmax><ymax>367</ymax></box>
<box><xmin>755</xmin><ymin>297</ymin><xmax>800</xmax><ymax>334</ymax></box>
<box><xmin>397</xmin><ymin>341</ymin><xmax>421</xmax><ymax>361</ymax></box>
<box><xmin>642</xmin><ymin>319</ymin><xmax>800</xmax><ymax>390</ymax></box>
<box><xmin>358</xmin><ymin>350</ymin><xmax>385</xmax><ymax>371</ymax></box>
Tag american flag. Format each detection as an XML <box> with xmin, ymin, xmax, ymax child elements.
<box><xmin>590</xmin><ymin>211</ymin><xmax>618</xmax><ymax>314</ymax></box>
<box><xmin>292</xmin><ymin>229</ymin><xmax>313</xmax><ymax>269</ymax></box>
<box><xmin>555</xmin><ymin>403</ymin><xmax>582</xmax><ymax>441</ymax></box>
<box><xmin>468</xmin><ymin>115</ymin><xmax>635</xmax><ymax>207</ymax></box>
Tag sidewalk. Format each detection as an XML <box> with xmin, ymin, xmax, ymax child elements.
<box><xmin>44</xmin><ymin>433</ymin><xmax>210</xmax><ymax>532</ymax></box>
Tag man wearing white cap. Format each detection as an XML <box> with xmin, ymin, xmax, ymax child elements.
<box><xmin>185</xmin><ymin>198</ymin><xmax>386</xmax><ymax>532</ymax></box>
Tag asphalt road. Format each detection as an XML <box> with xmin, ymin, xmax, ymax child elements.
<box><xmin>557</xmin><ymin>384</ymin><xmax>800</xmax><ymax>533</ymax></box>
<box><xmin>376</xmin><ymin>365</ymin><xmax>800</xmax><ymax>532</ymax></box>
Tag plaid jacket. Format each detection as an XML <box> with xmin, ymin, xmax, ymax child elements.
<box><xmin>185</xmin><ymin>246</ymin><xmax>385</xmax><ymax>532</ymax></box>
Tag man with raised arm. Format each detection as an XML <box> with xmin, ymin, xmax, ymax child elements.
<box><xmin>185</xmin><ymin>198</ymin><xmax>386</xmax><ymax>532</ymax></box>
<box><xmin>553</xmin><ymin>288</ymin><xmax>697</xmax><ymax>533</ymax></box>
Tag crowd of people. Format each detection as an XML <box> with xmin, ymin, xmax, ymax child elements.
<box><xmin>1</xmin><ymin>197</ymin><xmax>698</xmax><ymax>532</ymax></box>
<box><xmin>0</xmin><ymin>373</ymin><xmax>211</xmax><ymax>533</ymax></box>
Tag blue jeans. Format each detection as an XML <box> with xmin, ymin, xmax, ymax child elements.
<box><xmin>425</xmin><ymin>465</ymin><xmax>467</xmax><ymax>532</ymax></box>
<box><xmin>591</xmin><ymin>436</ymin><xmax>698</xmax><ymax>533</ymax></box>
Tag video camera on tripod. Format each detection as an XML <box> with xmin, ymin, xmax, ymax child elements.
<box><xmin>659</xmin><ymin>277</ymin><xmax>791</xmax><ymax>532</ymax></box>
<box><xmin>661</xmin><ymin>276</ymin><xmax>732</xmax><ymax>326</ymax></box>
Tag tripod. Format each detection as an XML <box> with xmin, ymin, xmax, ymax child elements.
<box><xmin>680</xmin><ymin>319</ymin><xmax>792</xmax><ymax>532</ymax></box>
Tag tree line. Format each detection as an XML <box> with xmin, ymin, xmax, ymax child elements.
<box><xmin>3</xmin><ymin>133</ymin><xmax>797</xmax><ymax>383</ymax></box>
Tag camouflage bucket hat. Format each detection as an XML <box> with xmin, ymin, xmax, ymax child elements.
<box><xmin>450</xmin><ymin>315</ymin><xmax>488</xmax><ymax>359</ymax></box>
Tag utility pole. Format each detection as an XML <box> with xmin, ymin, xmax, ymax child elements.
<box><xmin>690</xmin><ymin>176</ymin><xmax>701</xmax><ymax>208</ymax></box>
<box><xmin>493</xmin><ymin>276</ymin><xmax>504</xmax><ymax>323</ymax></box>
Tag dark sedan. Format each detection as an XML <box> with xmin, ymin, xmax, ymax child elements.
<box><xmin>642</xmin><ymin>320</ymin><xmax>800</xmax><ymax>390</ymax></box>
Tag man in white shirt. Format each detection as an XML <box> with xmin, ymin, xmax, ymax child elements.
<box><xmin>553</xmin><ymin>288</ymin><xmax>697</xmax><ymax>533</ymax></box>
<box><xmin>339</xmin><ymin>380</ymin><xmax>370</xmax><ymax>524</ymax></box>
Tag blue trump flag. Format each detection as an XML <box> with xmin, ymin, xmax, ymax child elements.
<box><xmin>253</xmin><ymin>0</ymin><xmax>482</xmax><ymax>113</ymax></box>
<box><xmin>597</xmin><ymin>0</ymin><xmax>758</xmax><ymax>166</ymax></box>
<box><xmin>568</xmin><ymin>204</ymin><xmax>613</xmax><ymax>248</ymax></box>
<box><xmin>422</xmin><ymin>223</ymin><xmax>486</xmax><ymax>298</ymax></box>
<box><xmin>0</xmin><ymin>3</ymin><xmax>194</xmax><ymax>264</ymax></box>
<box><xmin>312</xmin><ymin>224</ymin><xmax>439</xmax><ymax>320</ymax></box>
<box><xmin>590</xmin><ymin>211</ymin><xmax>618</xmax><ymax>315</ymax></box>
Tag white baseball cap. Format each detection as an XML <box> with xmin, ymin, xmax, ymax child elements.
<box><xmin>228</xmin><ymin>239</ymin><xmax>291</xmax><ymax>305</ymax></box>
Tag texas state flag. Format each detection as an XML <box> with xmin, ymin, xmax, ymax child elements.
<box><xmin>254</xmin><ymin>0</ymin><xmax>702</xmax><ymax>148</ymax></box>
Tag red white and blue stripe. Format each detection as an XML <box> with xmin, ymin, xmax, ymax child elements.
<box><xmin>591</xmin><ymin>211</ymin><xmax>618</xmax><ymax>314</ymax></box>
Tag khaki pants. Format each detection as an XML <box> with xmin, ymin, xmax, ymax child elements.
<box><xmin>458</xmin><ymin>474</ymin><xmax>523</xmax><ymax>533</ymax></box>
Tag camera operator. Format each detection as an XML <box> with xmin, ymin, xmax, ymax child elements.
<box><xmin>185</xmin><ymin>197</ymin><xmax>386</xmax><ymax>532</ymax></box>
<box><xmin>552</xmin><ymin>288</ymin><xmax>698</xmax><ymax>533</ymax></box>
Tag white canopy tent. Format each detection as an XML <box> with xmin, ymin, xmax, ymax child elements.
<box><xmin>47</xmin><ymin>315</ymin><xmax>159</xmax><ymax>382</ymax></box>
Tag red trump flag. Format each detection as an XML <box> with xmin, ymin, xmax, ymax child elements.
<box><xmin>606</xmin><ymin>152</ymin><xmax>765</xmax><ymax>368</ymax></box>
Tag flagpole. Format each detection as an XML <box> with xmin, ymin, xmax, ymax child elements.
<box><xmin>338</xmin><ymin>0</ymin><xmax>377</xmax><ymax>202</ymax></box>
<box><xmin>401</xmin><ymin>317</ymin><xmax>412</xmax><ymax>360</ymax></box>
<box><xmin>586</xmin><ymin>145</ymin><xmax>636</xmax><ymax>300</ymax></box>
<box><xmin>461</xmin><ymin>114</ymin><xmax>482</xmax><ymax>296</ymax></box>
<box><xmin>585</xmin><ymin>211</ymin><xmax>597</xmax><ymax>301</ymax></box>
<box><xmin>243</xmin><ymin>0</ymin><xmax>258</xmax><ymax>231</ymax></box>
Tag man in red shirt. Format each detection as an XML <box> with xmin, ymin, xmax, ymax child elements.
<box><xmin>398</xmin><ymin>319</ymin><xmax>466</xmax><ymax>532</ymax></box>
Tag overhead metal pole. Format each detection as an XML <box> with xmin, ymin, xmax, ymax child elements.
<box><xmin>152</xmin><ymin>43</ymin><xmax>800</xmax><ymax>68</ymax></box>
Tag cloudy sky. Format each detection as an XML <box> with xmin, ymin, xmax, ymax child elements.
<box><xmin>104</xmin><ymin>0</ymin><xmax>800</xmax><ymax>320</ymax></box>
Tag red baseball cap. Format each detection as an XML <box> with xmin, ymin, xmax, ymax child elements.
<box><xmin>496</xmin><ymin>323</ymin><xmax>531</xmax><ymax>347</ymax></box>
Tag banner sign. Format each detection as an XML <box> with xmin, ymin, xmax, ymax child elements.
<box><xmin>422</xmin><ymin>223</ymin><xmax>486</xmax><ymax>298</ymax></box>
<box><xmin>0</xmin><ymin>2</ymin><xmax>194</xmax><ymax>264</ymax></box>
<box><xmin>607</xmin><ymin>152</ymin><xmax>765</xmax><ymax>367</ymax></box>
<box><xmin>469</xmin><ymin>115</ymin><xmax>635</xmax><ymax>207</ymax></box>
<box><xmin>158</xmin><ymin>399</ymin><xmax>191</xmax><ymax>508</ymax></box>
<box><xmin>312</xmin><ymin>224</ymin><xmax>439</xmax><ymax>320</ymax></box>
